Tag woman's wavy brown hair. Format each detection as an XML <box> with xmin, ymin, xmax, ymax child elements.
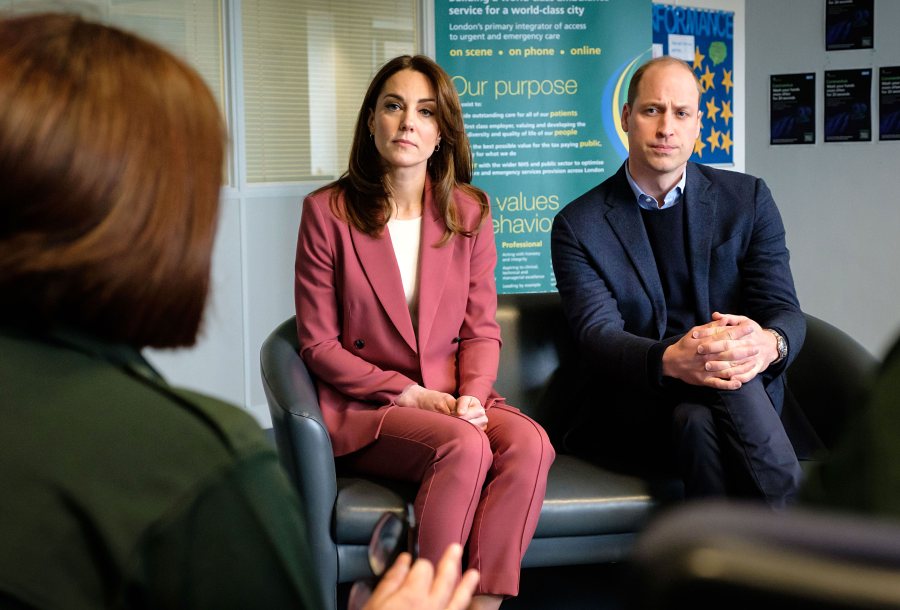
<box><xmin>0</xmin><ymin>13</ymin><xmax>226</xmax><ymax>347</ymax></box>
<box><xmin>324</xmin><ymin>55</ymin><xmax>488</xmax><ymax>242</ymax></box>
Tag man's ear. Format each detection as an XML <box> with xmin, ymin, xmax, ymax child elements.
<box><xmin>621</xmin><ymin>104</ymin><xmax>631</xmax><ymax>133</ymax></box>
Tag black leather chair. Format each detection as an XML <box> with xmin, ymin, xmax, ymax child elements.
<box><xmin>260</xmin><ymin>293</ymin><xmax>877</xmax><ymax>610</ymax></box>
<box><xmin>628</xmin><ymin>500</ymin><xmax>900</xmax><ymax>609</ymax></box>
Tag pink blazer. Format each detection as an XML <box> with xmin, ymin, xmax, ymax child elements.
<box><xmin>294</xmin><ymin>183</ymin><xmax>503</xmax><ymax>456</ymax></box>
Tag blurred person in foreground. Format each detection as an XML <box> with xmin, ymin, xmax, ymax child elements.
<box><xmin>0</xmin><ymin>13</ymin><xmax>477</xmax><ymax>610</ymax></box>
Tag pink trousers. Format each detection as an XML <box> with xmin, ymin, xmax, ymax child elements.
<box><xmin>339</xmin><ymin>404</ymin><xmax>554</xmax><ymax>597</ymax></box>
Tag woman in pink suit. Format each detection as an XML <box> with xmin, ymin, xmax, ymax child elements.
<box><xmin>294</xmin><ymin>55</ymin><xmax>554</xmax><ymax>610</ymax></box>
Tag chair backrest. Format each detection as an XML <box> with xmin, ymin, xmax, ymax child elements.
<box><xmin>260</xmin><ymin>317</ymin><xmax>340</xmax><ymax>610</ymax></box>
<box><xmin>495</xmin><ymin>292</ymin><xmax>577</xmax><ymax>443</ymax></box>
<box><xmin>786</xmin><ymin>314</ymin><xmax>879</xmax><ymax>449</ymax></box>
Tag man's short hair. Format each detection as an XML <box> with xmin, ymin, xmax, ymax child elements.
<box><xmin>626</xmin><ymin>56</ymin><xmax>703</xmax><ymax>107</ymax></box>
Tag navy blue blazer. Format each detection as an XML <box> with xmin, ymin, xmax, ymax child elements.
<box><xmin>551</xmin><ymin>162</ymin><xmax>805</xmax><ymax>414</ymax></box>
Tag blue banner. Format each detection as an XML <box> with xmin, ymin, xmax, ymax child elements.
<box><xmin>436</xmin><ymin>0</ymin><xmax>651</xmax><ymax>293</ymax></box>
<box><xmin>652</xmin><ymin>4</ymin><xmax>734</xmax><ymax>164</ymax></box>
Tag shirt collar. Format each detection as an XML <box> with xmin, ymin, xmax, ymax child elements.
<box><xmin>625</xmin><ymin>162</ymin><xmax>686</xmax><ymax>211</ymax></box>
<box><xmin>22</xmin><ymin>324</ymin><xmax>165</xmax><ymax>384</ymax></box>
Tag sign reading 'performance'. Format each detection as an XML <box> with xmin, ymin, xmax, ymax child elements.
<box><xmin>652</xmin><ymin>4</ymin><xmax>735</xmax><ymax>164</ymax></box>
<box><xmin>436</xmin><ymin>0</ymin><xmax>650</xmax><ymax>293</ymax></box>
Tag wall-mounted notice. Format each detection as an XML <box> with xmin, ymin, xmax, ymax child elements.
<box><xmin>825</xmin><ymin>0</ymin><xmax>874</xmax><ymax>51</ymax></box>
<box><xmin>880</xmin><ymin>66</ymin><xmax>900</xmax><ymax>141</ymax></box>
<box><xmin>770</xmin><ymin>73</ymin><xmax>816</xmax><ymax>145</ymax></box>
<box><xmin>435</xmin><ymin>0</ymin><xmax>650</xmax><ymax>294</ymax></box>
<box><xmin>825</xmin><ymin>68</ymin><xmax>872</xmax><ymax>142</ymax></box>
<box><xmin>652</xmin><ymin>4</ymin><xmax>734</xmax><ymax>164</ymax></box>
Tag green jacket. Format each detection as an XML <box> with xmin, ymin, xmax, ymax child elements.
<box><xmin>0</xmin><ymin>326</ymin><xmax>322</xmax><ymax>609</ymax></box>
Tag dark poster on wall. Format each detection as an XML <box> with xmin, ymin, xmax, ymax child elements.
<box><xmin>770</xmin><ymin>73</ymin><xmax>815</xmax><ymax>145</ymax></box>
<box><xmin>880</xmin><ymin>66</ymin><xmax>900</xmax><ymax>141</ymax></box>
<box><xmin>825</xmin><ymin>0</ymin><xmax>873</xmax><ymax>50</ymax></box>
<box><xmin>825</xmin><ymin>69</ymin><xmax>871</xmax><ymax>142</ymax></box>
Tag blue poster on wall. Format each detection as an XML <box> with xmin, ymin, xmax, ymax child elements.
<box><xmin>435</xmin><ymin>0</ymin><xmax>651</xmax><ymax>293</ymax></box>
<box><xmin>652</xmin><ymin>4</ymin><xmax>734</xmax><ymax>165</ymax></box>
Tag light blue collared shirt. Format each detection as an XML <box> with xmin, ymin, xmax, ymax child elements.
<box><xmin>624</xmin><ymin>162</ymin><xmax>687</xmax><ymax>211</ymax></box>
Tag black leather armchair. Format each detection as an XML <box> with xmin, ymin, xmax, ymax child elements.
<box><xmin>629</xmin><ymin>500</ymin><xmax>900</xmax><ymax>609</ymax></box>
<box><xmin>260</xmin><ymin>293</ymin><xmax>877</xmax><ymax>610</ymax></box>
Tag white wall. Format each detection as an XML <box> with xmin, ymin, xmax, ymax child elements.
<box><xmin>746</xmin><ymin>0</ymin><xmax>899</xmax><ymax>359</ymax></box>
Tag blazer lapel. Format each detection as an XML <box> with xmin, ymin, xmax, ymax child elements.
<box><xmin>605</xmin><ymin>169</ymin><xmax>667</xmax><ymax>337</ymax></box>
<box><xmin>683</xmin><ymin>164</ymin><xmax>715</xmax><ymax>321</ymax></box>
<box><xmin>415</xmin><ymin>184</ymin><xmax>454</xmax><ymax>350</ymax></box>
<box><xmin>349</xmin><ymin>223</ymin><xmax>418</xmax><ymax>353</ymax></box>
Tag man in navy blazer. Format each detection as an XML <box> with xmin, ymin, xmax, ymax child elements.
<box><xmin>551</xmin><ymin>57</ymin><xmax>804</xmax><ymax>507</ymax></box>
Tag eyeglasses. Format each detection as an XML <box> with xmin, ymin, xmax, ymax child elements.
<box><xmin>348</xmin><ymin>503</ymin><xmax>419</xmax><ymax>610</ymax></box>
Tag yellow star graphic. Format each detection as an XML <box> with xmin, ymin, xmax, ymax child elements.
<box><xmin>721</xmin><ymin>69</ymin><xmax>734</xmax><ymax>95</ymax></box>
<box><xmin>705</xmin><ymin>98</ymin><xmax>720</xmax><ymax>122</ymax></box>
<box><xmin>706</xmin><ymin>127</ymin><xmax>721</xmax><ymax>152</ymax></box>
<box><xmin>700</xmin><ymin>66</ymin><xmax>715</xmax><ymax>92</ymax></box>
<box><xmin>693</xmin><ymin>135</ymin><xmax>706</xmax><ymax>158</ymax></box>
<box><xmin>720</xmin><ymin>100</ymin><xmax>733</xmax><ymax>125</ymax></box>
<box><xmin>720</xmin><ymin>131</ymin><xmax>733</xmax><ymax>155</ymax></box>
<box><xmin>693</xmin><ymin>46</ymin><xmax>705</xmax><ymax>71</ymax></box>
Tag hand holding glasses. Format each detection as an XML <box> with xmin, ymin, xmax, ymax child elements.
<box><xmin>348</xmin><ymin>503</ymin><xmax>419</xmax><ymax>609</ymax></box>
<box><xmin>348</xmin><ymin>504</ymin><xmax>479</xmax><ymax>610</ymax></box>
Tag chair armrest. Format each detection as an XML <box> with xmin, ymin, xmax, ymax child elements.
<box><xmin>260</xmin><ymin>316</ymin><xmax>339</xmax><ymax>609</ymax></box>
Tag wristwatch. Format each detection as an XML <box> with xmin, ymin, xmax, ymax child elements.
<box><xmin>766</xmin><ymin>329</ymin><xmax>787</xmax><ymax>364</ymax></box>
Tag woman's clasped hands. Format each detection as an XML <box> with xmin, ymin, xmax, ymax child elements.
<box><xmin>396</xmin><ymin>385</ymin><xmax>488</xmax><ymax>430</ymax></box>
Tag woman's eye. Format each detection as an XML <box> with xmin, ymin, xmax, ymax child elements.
<box><xmin>420</xmin><ymin>108</ymin><xmax>434</xmax><ymax>117</ymax></box>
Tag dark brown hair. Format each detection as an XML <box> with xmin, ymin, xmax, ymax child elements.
<box><xmin>626</xmin><ymin>56</ymin><xmax>703</xmax><ymax>107</ymax></box>
<box><xmin>0</xmin><ymin>13</ymin><xmax>226</xmax><ymax>347</ymax></box>
<box><xmin>324</xmin><ymin>55</ymin><xmax>488</xmax><ymax>242</ymax></box>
